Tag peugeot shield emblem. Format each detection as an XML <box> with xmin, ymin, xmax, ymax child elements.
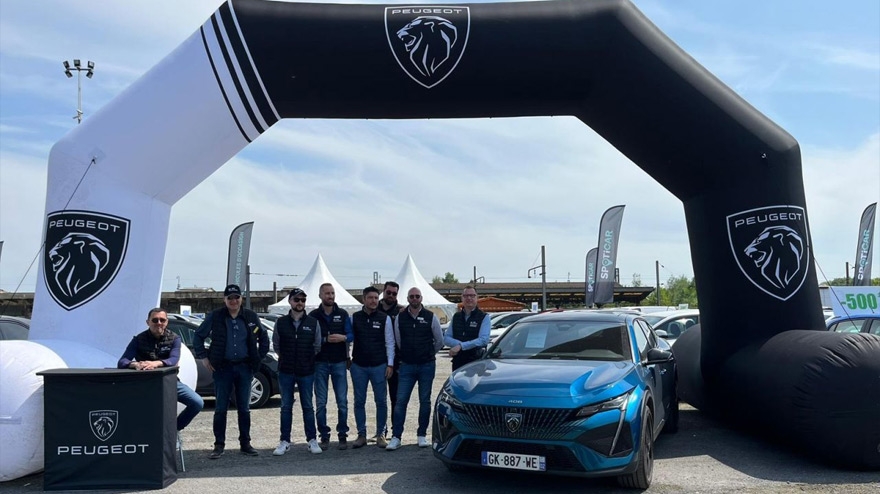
<box><xmin>385</xmin><ymin>6</ymin><xmax>470</xmax><ymax>89</ymax></box>
<box><xmin>727</xmin><ymin>205</ymin><xmax>810</xmax><ymax>301</ymax></box>
<box><xmin>89</xmin><ymin>410</ymin><xmax>119</xmax><ymax>441</ymax></box>
<box><xmin>43</xmin><ymin>210</ymin><xmax>130</xmax><ymax>310</ymax></box>
<box><xmin>505</xmin><ymin>412</ymin><xmax>523</xmax><ymax>433</ymax></box>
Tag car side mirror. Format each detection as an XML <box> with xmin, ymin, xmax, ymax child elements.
<box><xmin>643</xmin><ymin>347</ymin><xmax>674</xmax><ymax>365</ymax></box>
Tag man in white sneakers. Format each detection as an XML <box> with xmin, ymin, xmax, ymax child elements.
<box><xmin>271</xmin><ymin>288</ymin><xmax>323</xmax><ymax>456</ymax></box>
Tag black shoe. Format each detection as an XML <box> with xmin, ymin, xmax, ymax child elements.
<box><xmin>240</xmin><ymin>444</ymin><xmax>259</xmax><ymax>456</ymax></box>
<box><xmin>209</xmin><ymin>445</ymin><xmax>224</xmax><ymax>459</ymax></box>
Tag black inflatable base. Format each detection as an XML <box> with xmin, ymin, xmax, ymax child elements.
<box><xmin>676</xmin><ymin>326</ymin><xmax>880</xmax><ymax>470</ymax></box>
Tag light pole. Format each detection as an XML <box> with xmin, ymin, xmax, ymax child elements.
<box><xmin>62</xmin><ymin>59</ymin><xmax>95</xmax><ymax>124</ymax></box>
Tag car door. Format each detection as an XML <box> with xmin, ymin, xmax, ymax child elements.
<box><xmin>636</xmin><ymin>319</ymin><xmax>670</xmax><ymax>430</ymax></box>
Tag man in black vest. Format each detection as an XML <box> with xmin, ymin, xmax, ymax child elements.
<box><xmin>117</xmin><ymin>307</ymin><xmax>204</xmax><ymax>447</ymax></box>
<box><xmin>272</xmin><ymin>288</ymin><xmax>323</xmax><ymax>456</ymax></box>
<box><xmin>377</xmin><ymin>281</ymin><xmax>402</xmax><ymax>443</ymax></box>
<box><xmin>193</xmin><ymin>284</ymin><xmax>269</xmax><ymax>459</ymax></box>
<box><xmin>309</xmin><ymin>282</ymin><xmax>353</xmax><ymax>450</ymax></box>
<box><xmin>385</xmin><ymin>287</ymin><xmax>443</xmax><ymax>451</ymax></box>
<box><xmin>444</xmin><ymin>285</ymin><xmax>491</xmax><ymax>371</ymax></box>
<box><xmin>350</xmin><ymin>286</ymin><xmax>395</xmax><ymax>449</ymax></box>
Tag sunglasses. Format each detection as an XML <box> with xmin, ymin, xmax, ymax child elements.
<box><xmin>408</xmin><ymin>294</ymin><xmax>421</xmax><ymax>299</ymax></box>
<box><xmin>151</xmin><ymin>317</ymin><xmax>168</xmax><ymax>324</ymax></box>
<box><xmin>292</xmin><ymin>297</ymin><xmax>307</xmax><ymax>303</ymax></box>
<box><xmin>226</xmin><ymin>295</ymin><xmax>241</xmax><ymax>300</ymax></box>
<box><xmin>385</xmin><ymin>291</ymin><xmax>398</xmax><ymax>296</ymax></box>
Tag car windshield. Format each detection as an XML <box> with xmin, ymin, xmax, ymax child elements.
<box><xmin>487</xmin><ymin>320</ymin><xmax>629</xmax><ymax>362</ymax></box>
<box><xmin>642</xmin><ymin>314</ymin><xmax>666</xmax><ymax>325</ymax></box>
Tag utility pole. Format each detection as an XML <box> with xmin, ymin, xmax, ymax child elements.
<box><xmin>655</xmin><ymin>260</ymin><xmax>661</xmax><ymax>306</ymax></box>
<box><xmin>845</xmin><ymin>262</ymin><xmax>850</xmax><ymax>285</ymax></box>
<box><xmin>62</xmin><ymin>59</ymin><xmax>95</xmax><ymax>124</ymax></box>
<box><xmin>528</xmin><ymin>246</ymin><xmax>547</xmax><ymax>310</ymax></box>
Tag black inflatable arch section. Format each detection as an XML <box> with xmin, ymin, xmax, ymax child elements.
<box><xmin>39</xmin><ymin>0</ymin><xmax>878</xmax><ymax>468</ymax></box>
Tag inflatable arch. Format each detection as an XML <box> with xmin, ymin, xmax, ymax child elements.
<box><xmin>27</xmin><ymin>0</ymin><xmax>879</xmax><ymax>468</ymax></box>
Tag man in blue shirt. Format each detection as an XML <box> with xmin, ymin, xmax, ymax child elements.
<box><xmin>444</xmin><ymin>285</ymin><xmax>491</xmax><ymax>370</ymax></box>
<box><xmin>194</xmin><ymin>284</ymin><xmax>269</xmax><ymax>459</ymax></box>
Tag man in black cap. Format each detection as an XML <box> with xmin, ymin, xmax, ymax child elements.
<box><xmin>272</xmin><ymin>288</ymin><xmax>323</xmax><ymax>456</ymax></box>
<box><xmin>194</xmin><ymin>284</ymin><xmax>269</xmax><ymax>459</ymax></box>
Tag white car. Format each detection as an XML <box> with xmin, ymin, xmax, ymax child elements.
<box><xmin>642</xmin><ymin>309</ymin><xmax>700</xmax><ymax>344</ymax></box>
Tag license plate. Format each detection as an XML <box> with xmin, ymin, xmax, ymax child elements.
<box><xmin>481</xmin><ymin>451</ymin><xmax>546</xmax><ymax>471</ymax></box>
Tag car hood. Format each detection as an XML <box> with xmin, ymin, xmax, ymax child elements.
<box><xmin>449</xmin><ymin>359</ymin><xmax>636</xmax><ymax>408</ymax></box>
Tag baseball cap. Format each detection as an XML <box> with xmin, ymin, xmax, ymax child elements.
<box><xmin>288</xmin><ymin>288</ymin><xmax>306</xmax><ymax>299</ymax></box>
<box><xmin>224</xmin><ymin>284</ymin><xmax>242</xmax><ymax>297</ymax></box>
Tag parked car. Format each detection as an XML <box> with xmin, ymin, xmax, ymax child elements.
<box><xmin>433</xmin><ymin>311</ymin><xmax>678</xmax><ymax>489</ymax></box>
<box><xmin>258</xmin><ymin>312</ymin><xmax>282</xmax><ymax>323</ymax></box>
<box><xmin>642</xmin><ymin>309</ymin><xmax>700</xmax><ymax>345</ymax></box>
<box><xmin>826</xmin><ymin>314</ymin><xmax>880</xmax><ymax>335</ymax></box>
<box><xmin>166</xmin><ymin>318</ymin><xmax>280</xmax><ymax>408</ymax></box>
<box><xmin>0</xmin><ymin>315</ymin><xmax>30</xmax><ymax>340</ymax></box>
<box><xmin>488</xmin><ymin>311</ymin><xmax>534</xmax><ymax>343</ymax></box>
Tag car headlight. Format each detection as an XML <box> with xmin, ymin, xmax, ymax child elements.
<box><xmin>438</xmin><ymin>382</ymin><xmax>465</xmax><ymax>411</ymax></box>
<box><xmin>575</xmin><ymin>391</ymin><xmax>631</xmax><ymax>418</ymax></box>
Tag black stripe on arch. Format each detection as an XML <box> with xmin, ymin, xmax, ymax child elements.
<box><xmin>200</xmin><ymin>26</ymin><xmax>251</xmax><ymax>143</ymax></box>
<box><xmin>210</xmin><ymin>13</ymin><xmax>264</xmax><ymax>136</ymax></box>
<box><xmin>219</xmin><ymin>2</ymin><xmax>278</xmax><ymax>128</ymax></box>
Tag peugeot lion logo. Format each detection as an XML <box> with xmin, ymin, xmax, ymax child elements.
<box><xmin>43</xmin><ymin>210</ymin><xmax>130</xmax><ymax>310</ymax></box>
<box><xmin>505</xmin><ymin>412</ymin><xmax>523</xmax><ymax>433</ymax></box>
<box><xmin>727</xmin><ymin>205</ymin><xmax>810</xmax><ymax>301</ymax></box>
<box><xmin>385</xmin><ymin>6</ymin><xmax>470</xmax><ymax>89</ymax></box>
<box><xmin>89</xmin><ymin>410</ymin><xmax>119</xmax><ymax>441</ymax></box>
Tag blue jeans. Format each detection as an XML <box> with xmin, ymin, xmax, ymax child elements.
<box><xmin>350</xmin><ymin>363</ymin><xmax>388</xmax><ymax>437</ymax></box>
<box><xmin>392</xmin><ymin>361</ymin><xmax>435</xmax><ymax>438</ymax></box>
<box><xmin>176</xmin><ymin>381</ymin><xmax>204</xmax><ymax>431</ymax></box>
<box><xmin>279</xmin><ymin>372</ymin><xmax>317</xmax><ymax>442</ymax></box>
<box><xmin>212</xmin><ymin>362</ymin><xmax>253</xmax><ymax>447</ymax></box>
<box><xmin>314</xmin><ymin>361</ymin><xmax>349</xmax><ymax>441</ymax></box>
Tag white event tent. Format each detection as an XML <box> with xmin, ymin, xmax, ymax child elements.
<box><xmin>394</xmin><ymin>254</ymin><xmax>458</xmax><ymax>324</ymax></box>
<box><xmin>268</xmin><ymin>254</ymin><xmax>362</xmax><ymax>314</ymax></box>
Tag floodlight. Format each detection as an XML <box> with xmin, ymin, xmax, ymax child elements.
<box><xmin>73</xmin><ymin>59</ymin><xmax>81</xmax><ymax>68</ymax></box>
<box><xmin>63</xmin><ymin>61</ymin><xmax>70</xmax><ymax>69</ymax></box>
<box><xmin>87</xmin><ymin>61</ymin><xmax>95</xmax><ymax>69</ymax></box>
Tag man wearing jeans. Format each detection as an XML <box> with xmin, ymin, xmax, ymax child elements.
<box><xmin>272</xmin><ymin>288</ymin><xmax>323</xmax><ymax>455</ymax></box>
<box><xmin>349</xmin><ymin>286</ymin><xmax>395</xmax><ymax>449</ymax></box>
<box><xmin>386</xmin><ymin>287</ymin><xmax>444</xmax><ymax>451</ymax></box>
<box><xmin>117</xmin><ymin>307</ymin><xmax>204</xmax><ymax>449</ymax></box>
<box><xmin>309</xmin><ymin>283</ymin><xmax>353</xmax><ymax>450</ymax></box>
<box><xmin>194</xmin><ymin>284</ymin><xmax>269</xmax><ymax>459</ymax></box>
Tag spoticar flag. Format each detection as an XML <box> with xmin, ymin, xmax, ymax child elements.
<box><xmin>853</xmin><ymin>203</ymin><xmax>876</xmax><ymax>286</ymax></box>
<box><xmin>226</xmin><ymin>222</ymin><xmax>254</xmax><ymax>288</ymax></box>
<box><xmin>584</xmin><ymin>247</ymin><xmax>598</xmax><ymax>307</ymax></box>
<box><xmin>593</xmin><ymin>205</ymin><xmax>625</xmax><ymax>304</ymax></box>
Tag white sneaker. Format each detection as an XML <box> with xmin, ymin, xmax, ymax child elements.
<box><xmin>307</xmin><ymin>439</ymin><xmax>323</xmax><ymax>455</ymax></box>
<box><xmin>385</xmin><ymin>437</ymin><xmax>402</xmax><ymax>451</ymax></box>
<box><xmin>273</xmin><ymin>440</ymin><xmax>290</xmax><ymax>456</ymax></box>
<box><xmin>417</xmin><ymin>436</ymin><xmax>429</xmax><ymax>448</ymax></box>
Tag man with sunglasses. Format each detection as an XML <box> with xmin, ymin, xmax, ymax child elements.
<box><xmin>272</xmin><ymin>288</ymin><xmax>323</xmax><ymax>456</ymax></box>
<box><xmin>386</xmin><ymin>287</ymin><xmax>443</xmax><ymax>451</ymax></box>
<box><xmin>377</xmin><ymin>281</ymin><xmax>403</xmax><ymax>444</ymax></box>
<box><xmin>117</xmin><ymin>307</ymin><xmax>204</xmax><ymax>442</ymax></box>
<box><xmin>194</xmin><ymin>284</ymin><xmax>269</xmax><ymax>459</ymax></box>
<box><xmin>443</xmin><ymin>285</ymin><xmax>491</xmax><ymax>370</ymax></box>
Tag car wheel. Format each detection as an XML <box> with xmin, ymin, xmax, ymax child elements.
<box><xmin>249</xmin><ymin>372</ymin><xmax>271</xmax><ymax>409</ymax></box>
<box><xmin>617</xmin><ymin>407</ymin><xmax>654</xmax><ymax>490</ymax></box>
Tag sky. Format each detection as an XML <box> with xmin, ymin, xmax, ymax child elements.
<box><xmin>0</xmin><ymin>0</ymin><xmax>878</xmax><ymax>295</ymax></box>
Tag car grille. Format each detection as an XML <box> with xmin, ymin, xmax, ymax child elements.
<box><xmin>453</xmin><ymin>439</ymin><xmax>585</xmax><ymax>472</ymax></box>
<box><xmin>457</xmin><ymin>404</ymin><xmax>579</xmax><ymax>440</ymax></box>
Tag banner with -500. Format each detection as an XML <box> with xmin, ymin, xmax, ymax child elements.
<box><xmin>828</xmin><ymin>286</ymin><xmax>880</xmax><ymax>317</ymax></box>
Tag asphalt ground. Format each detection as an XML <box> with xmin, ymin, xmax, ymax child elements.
<box><xmin>5</xmin><ymin>354</ymin><xmax>879</xmax><ymax>493</ymax></box>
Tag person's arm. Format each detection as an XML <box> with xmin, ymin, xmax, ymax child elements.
<box><xmin>393</xmin><ymin>317</ymin><xmax>401</xmax><ymax>352</ymax></box>
<box><xmin>192</xmin><ymin>313</ymin><xmax>213</xmax><ymax>359</ymax></box>
<box><xmin>161</xmin><ymin>336</ymin><xmax>181</xmax><ymax>367</ymax></box>
<box><xmin>443</xmin><ymin>321</ymin><xmax>460</xmax><ymax>349</ymax></box>
<box><xmin>384</xmin><ymin>316</ymin><xmax>395</xmax><ymax>366</ymax></box>
<box><xmin>272</xmin><ymin>324</ymin><xmax>280</xmax><ymax>353</ymax></box>
<box><xmin>461</xmin><ymin>315</ymin><xmax>491</xmax><ymax>351</ymax></box>
<box><xmin>313</xmin><ymin>321</ymin><xmax>323</xmax><ymax>355</ymax></box>
<box><xmin>431</xmin><ymin>316</ymin><xmax>444</xmax><ymax>354</ymax></box>
<box><xmin>117</xmin><ymin>336</ymin><xmax>139</xmax><ymax>369</ymax></box>
<box><xmin>344</xmin><ymin>315</ymin><xmax>354</xmax><ymax>343</ymax></box>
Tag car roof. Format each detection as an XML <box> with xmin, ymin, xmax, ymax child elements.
<box><xmin>522</xmin><ymin>310</ymin><xmax>634</xmax><ymax>323</ymax></box>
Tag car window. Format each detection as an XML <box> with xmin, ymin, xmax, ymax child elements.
<box><xmin>631</xmin><ymin>320</ymin><xmax>649</xmax><ymax>358</ymax></box>
<box><xmin>830</xmin><ymin>319</ymin><xmax>865</xmax><ymax>334</ymax></box>
<box><xmin>869</xmin><ymin>320</ymin><xmax>880</xmax><ymax>336</ymax></box>
<box><xmin>636</xmin><ymin>319</ymin><xmax>657</xmax><ymax>348</ymax></box>
<box><xmin>167</xmin><ymin>321</ymin><xmax>194</xmax><ymax>346</ymax></box>
<box><xmin>0</xmin><ymin>319</ymin><xmax>29</xmax><ymax>340</ymax></box>
<box><xmin>488</xmin><ymin>320</ymin><xmax>628</xmax><ymax>361</ymax></box>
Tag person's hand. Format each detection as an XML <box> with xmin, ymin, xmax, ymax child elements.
<box><xmin>385</xmin><ymin>366</ymin><xmax>394</xmax><ymax>379</ymax></box>
<box><xmin>327</xmin><ymin>334</ymin><xmax>346</xmax><ymax>343</ymax></box>
<box><xmin>141</xmin><ymin>361</ymin><xmax>162</xmax><ymax>370</ymax></box>
<box><xmin>448</xmin><ymin>344</ymin><xmax>461</xmax><ymax>357</ymax></box>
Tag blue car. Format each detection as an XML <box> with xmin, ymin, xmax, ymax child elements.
<box><xmin>433</xmin><ymin>311</ymin><xmax>678</xmax><ymax>489</ymax></box>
